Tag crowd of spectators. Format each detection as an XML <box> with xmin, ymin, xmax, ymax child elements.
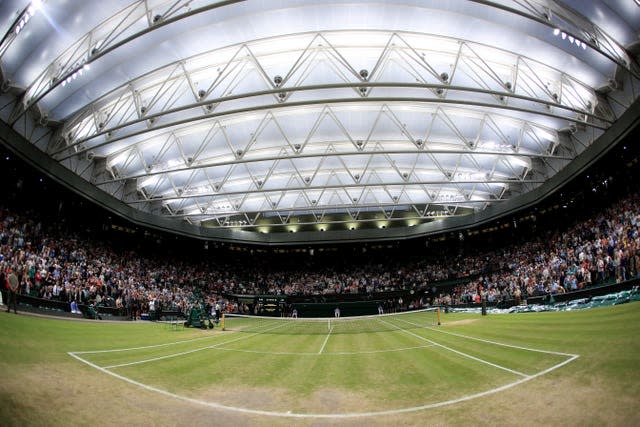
<box><xmin>1</xmin><ymin>188</ymin><xmax>639</xmax><ymax>318</ymax></box>
<box><xmin>0</xmin><ymin>207</ymin><xmax>220</xmax><ymax>318</ymax></box>
<box><xmin>444</xmin><ymin>192</ymin><xmax>640</xmax><ymax>307</ymax></box>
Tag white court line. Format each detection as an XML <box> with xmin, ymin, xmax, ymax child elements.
<box><xmin>377</xmin><ymin>318</ymin><xmax>528</xmax><ymax>378</ymax></box>
<box><xmin>423</xmin><ymin>325</ymin><xmax>578</xmax><ymax>357</ymax></box>
<box><xmin>395</xmin><ymin>317</ymin><xmax>579</xmax><ymax>358</ymax></box>
<box><xmin>69</xmin><ymin>317</ymin><xmax>580</xmax><ymax>419</ymax></box>
<box><xmin>208</xmin><ymin>343</ymin><xmax>435</xmax><ymax>356</ymax></box>
<box><xmin>95</xmin><ymin>322</ymin><xmax>434</xmax><ymax>368</ymax></box>
<box><xmin>73</xmin><ymin>335</ymin><xmax>218</xmax><ymax>355</ymax></box>
<box><xmin>318</xmin><ymin>326</ymin><xmax>333</xmax><ymax>354</ymax></box>
<box><xmin>68</xmin><ymin>349</ymin><xmax>579</xmax><ymax>419</ymax></box>
<box><xmin>101</xmin><ymin>322</ymin><xmax>289</xmax><ymax>369</ymax></box>
<box><xmin>327</xmin><ymin>344</ymin><xmax>435</xmax><ymax>355</ymax></box>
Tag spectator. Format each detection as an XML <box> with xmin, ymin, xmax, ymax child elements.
<box><xmin>6</xmin><ymin>265</ymin><xmax>19</xmax><ymax>314</ymax></box>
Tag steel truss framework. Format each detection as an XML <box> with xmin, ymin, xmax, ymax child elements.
<box><xmin>0</xmin><ymin>0</ymin><xmax>638</xmax><ymax>240</ymax></box>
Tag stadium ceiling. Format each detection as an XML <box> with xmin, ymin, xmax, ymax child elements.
<box><xmin>0</xmin><ymin>0</ymin><xmax>639</xmax><ymax>245</ymax></box>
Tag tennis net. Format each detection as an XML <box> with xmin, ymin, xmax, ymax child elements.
<box><xmin>222</xmin><ymin>307</ymin><xmax>440</xmax><ymax>335</ymax></box>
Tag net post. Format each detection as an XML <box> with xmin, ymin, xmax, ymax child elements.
<box><xmin>437</xmin><ymin>307</ymin><xmax>441</xmax><ymax>326</ymax></box>
<box><xmin>221</xmin><ymin>313</ymin><xmax>226</xmax><ymax>331</ymax></box>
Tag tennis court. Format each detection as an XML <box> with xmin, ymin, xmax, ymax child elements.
<box><xmin>69</xmin><ymin>309</ymin><xmax>578</xmax><ymax>418</ymax></box>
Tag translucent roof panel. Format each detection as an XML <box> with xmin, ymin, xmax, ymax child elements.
<box><xmin>0</xmin><ymin>0</ymin><xmax>638</xmax><ymax>243</ymax></box>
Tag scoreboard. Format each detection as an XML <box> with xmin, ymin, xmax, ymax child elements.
<box><xmin>255</xmin><ymin>295</ymin><xmax>287</xmax><ymax>316</ymax></box>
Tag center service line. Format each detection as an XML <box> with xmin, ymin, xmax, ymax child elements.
<box><xmin>318</xmin><ymin>326</ymin><xmax>333</xmax><ymax>354</ymax></box>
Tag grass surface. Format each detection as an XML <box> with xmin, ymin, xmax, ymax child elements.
<box><xmin>0</xmin><ymin>303</ymin><xmax>638</xmax><ymax>426</ymax></box>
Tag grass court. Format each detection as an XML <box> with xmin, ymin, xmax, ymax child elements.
<box><xmin>0</xmin><ymin>303</ymin><xmax>638</xmax><ymax>426</ymax></box>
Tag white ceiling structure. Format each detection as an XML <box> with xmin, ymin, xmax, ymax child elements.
<box><xmin>0</xmin><ymin>0</ymin><xmax>639</xmax><ymax>244</ymax></box>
